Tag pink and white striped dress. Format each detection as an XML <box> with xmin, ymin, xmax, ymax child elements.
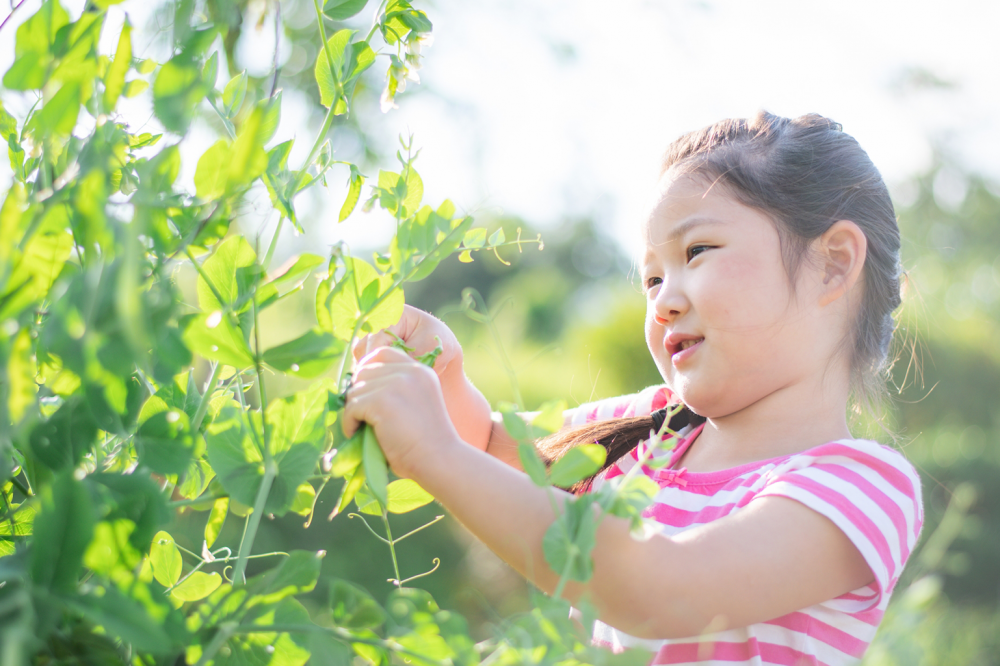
<box><xmin>566</xmin><ymin>386</ymin><xmax>924</xmax><ymax>666</ymax></box>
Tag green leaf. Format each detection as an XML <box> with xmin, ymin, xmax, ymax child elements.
<box><xmin>518</xmin><ymin>443</ymin><xmax>549</xmax><ymax>487</ymax></box>
<box><xmin>123</xmin><ymin>79</ymin><xmax>148</xmax><ymax>98</ymax></box>
<box><xmin>152</xmin><ymin>56</ymin><xmax>206</xmax><ymax>133</ymax></box>
<box><xmin>172</xmin><ymin>571</ymin><xmax>222</xmax><ymax>602</ymax></box>
<box><xmin>262</xmin><ymin>328</ymin><xmax>346</xmax><ymax>378</ymax></box>
<box><xmin>29</xmin><ymin>398</ymin><xmax>98</xmax><ymax>471</ymax></box>
<box><xmin>149</xmin><ymin>530</ymin><xmax>183</xmax><ymax>587</ymax></box>
<box><xmin>386</xmin><ymin>479</ymin><xmax>434</xmax><ymax>514</ymax></box>
<box><xmin>542</xmin><ymin>496</ymin><xmax>598</xmax><ymax>584</ymax></box>
<box><xmin>204</xmin><ymin>497</ymin><xmax>228</xmax><ymax>548</ymax></box>
<box><xmin>548</xmin><ymin>444</ymin><xmax>607</xmax><ymax>488</ymax></box>
<box><xmin>205</xmin><ymin>497</ymin><xmax>229</xmax><ymax>548</ymax></box>
<box><xmin>323</xmin><ymin>0</ymin><xmax>369</xmax><ymax>20</ymax></box>
<box><xmin>0</xmin><ymin>504</ymin><xmax>35</xmax><ymax>557</ymax></box>
<box><xmin>329</xmin><ymin>430</ymin><xmax>363</xmax><ymax>478</ymax></box>
<box><xmin>183</xmin><ymin>312</ymin><xmax>255</xmax><ymax>367</ymax></box>
<box><xmin>488</xmin><ymin>227</ymin><xmax>506</xmax><ymax>247</ymax></box>
<box><xmin>16</xmin><ymin>0</ymin><xmax>68</xmax><ymax>53</ymax></box>
<box><xmin>329</xmin><ymin>579</ymin><xmax>386</xmax><ymax>629</ymax></box>
<box><xmin>397</xmin><ymin>9</ymin><xmax>432</xmax><ymax>34</ymax></box>
<box><xmin>202</xmin><ymin>52</ymin><xmax>219</xmax><ymax>90</ymax></box>
<box><xmin>223</xmin><ymin>70</ymin><xmax>248</xmax><ymax>116</ymax></box>
<box><xmin>290</xmin><ymin>482</ymin><xmax>316</xmax><ymax>516</ymax></box>
<box><xmin>352</xmin><ymin>486</ymin><xmax>381</xmax><ymax>515</ymax></box>
<box><xmin>196</xmin><ymin>235</ymin><xmax>260</xmax><ymax>312</ymax></box>
<box><xmin>333</xmin><ymin>463</ymin><xmax>365</xmax><ymax>518</ymax></box>
<box><xmin>323</xmin><ymin>257</ymin><xmax>404</xmax><ymax>339</ymax></box>
<box><xmin>532</xmin><ymin>400</ymin><xmax>567</xmax><ymax>435</ymax></box>
<box><xmin>69</xmin><ymin>584</ymin><xmax>174</xmax><ymax>653</ymax></box>
<box><xmin>135</xmin><ymin>409</ymin><xmax>195</xmax><ymax>475</ymax></box>
<box><xmin>339</xmin><ymin>166</ymin><xmax>364</xmax><ymax>222</ymax></box>
<box><xmin>463</xmin><ymin>227</ymin><xmax>486</xmax><ymax>249</ymax></box>
<box><xmin>228</xmin><ymin>102</ymin><xmax>271</xmax><ymax>187</ymax></box>
<box><xmin>314</xmin><ymin>29</ymin><xmax>353</xmax><ymax>108</ymax></box>
<box><xmin>8</xmin><ymin>328</ymin><xmax>36</xmax><ymax>424</ymax></box>
<box><xmin>30</xmin><ymin>471</ymin><xmax>95</xmax><ymax>593</ymax></box>
<box><xmin>29</xmin><ymin>81</ymin><xmax>81</xmax><ymax>136</ymax></box>
<box><xmin>362</xmin><ymin>425</ymin><xmax>388</xmax><ymax>508</ymax></box>
<box><xmin>498</xmin><ymin>403</ymin><xmax>530</xmax><ymax>443</ymax></box>
<box><xmin>250</xmin><ymin>550</ymin><xmax>323</xmax><ymax>603</ymax></box>
<box><xmin>103</xmin><ymin>21</ymin><xmax>132</xmax><ymax>111</ymax></box>
<box><xmin>194</xmin><ymin>139</ymin><xmax>231</xmax><ymax>200</ymax></box>
<box><xmin>207</xmin><ymin>396</ymin><xmax>324</xmax><ymax>516</ymax></box>
<box><xmin>265</xmin><ymin>252</ymin><xmax>325</xmax><ymax>295</ymax></box>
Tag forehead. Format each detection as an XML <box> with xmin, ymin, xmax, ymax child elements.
<box><xmin>640</xmin><ymin>172</ymin><xmax>775</xmax><ymax>261</ymax></box>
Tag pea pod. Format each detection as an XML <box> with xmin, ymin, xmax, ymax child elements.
<box><xmin>361</xmin><ymin>424</ymin><xmax>389</xmax><ymax>508</ymax></box>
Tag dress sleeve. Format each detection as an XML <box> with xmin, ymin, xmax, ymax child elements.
<box><xmin>563</xmin><ymin>385</ymin><xmax>675</xmax><ymax>427</ymax></box>
<box><xmin>754</xmin><ymin>440</ymin><xmax>924</xmax><ymax>609</ymax></box>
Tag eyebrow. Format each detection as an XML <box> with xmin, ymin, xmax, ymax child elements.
<box><xmin>661</xmin><ymin>216</ymin><xmax>726</xmax><ymax>244</ymax></box>
<box><xmin>641</xmin><ymin>217</ymin><xmax>726</xmax><ymax>271</ymax></box>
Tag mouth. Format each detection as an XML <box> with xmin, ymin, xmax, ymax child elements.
<box><xmin>667</xmin><ymin>336</ymin><xmax>704</xmax><ymax>357</ymax></box>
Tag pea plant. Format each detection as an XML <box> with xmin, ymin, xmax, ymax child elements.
<box><xmin>0</xmin><ymin>0</ymin><xmax>667</xmax><ymax>664</ymax></box>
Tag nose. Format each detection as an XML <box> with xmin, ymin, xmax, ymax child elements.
<box><xmin>652</xmin><ymin>276</ymin><xmax>688</xmax><ymax>325</ymax></box>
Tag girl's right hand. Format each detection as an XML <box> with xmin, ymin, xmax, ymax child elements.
<box><xmin>353</xmin><ymin>305</ymin><xmax>493</xmax><ymax>452</ymax></box>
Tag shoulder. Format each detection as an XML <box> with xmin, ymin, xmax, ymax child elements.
<box><xmin>564</xmin><ymin>385</ymin><xmax>677</xmax><ymax>427</ymax></box>
<box><xmin>757</xmin><ymin>437</ymin><xmax>924</xmax><ymax>601</ymax></box>
<box><xmin>773</xmin><ymin>438</ymin><xmax>923</xmax><ymax>505</ymax></box>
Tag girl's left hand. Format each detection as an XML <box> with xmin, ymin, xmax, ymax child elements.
<box><xmin>342</xmin><ymin>346</ymin><xmax>463</xmax><ymax>480</ymax></box>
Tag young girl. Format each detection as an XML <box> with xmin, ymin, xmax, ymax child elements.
<box><xmin>341</xmin><ymin>112</ymin><xmax>924</xmax><ymax>665</ymax></box>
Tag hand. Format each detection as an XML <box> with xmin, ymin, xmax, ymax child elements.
<box><xmin>353</xmin><ymin>304</ymin><xmax>462</xmax><ymax>382</ymax></box>
<box><xmin>355</xmin><ymin>305</ymin><xmax>493</xmax><ymax>452</ymax></box>
<box><xmin>342</xmin><ymin>346</ymin><xmax>464</xmax><ymax>480</ymax></box>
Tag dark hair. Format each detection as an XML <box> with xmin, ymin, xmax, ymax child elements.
<box><xmin>537</xmin><ymin>111</ymin><xmax>902</xmax><ymax>492</ymax></box>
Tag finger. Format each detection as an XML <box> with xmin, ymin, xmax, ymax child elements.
<box><xmin>341</xmin><ymin>374</ymin><xmax>399</xmax><ymax>436</ymax></box>
<box><xmin>358</xmin><ymin>345</ymin><xmax>417</xmax><ymax>368</ymax></box>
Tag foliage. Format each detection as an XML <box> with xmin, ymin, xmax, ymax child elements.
<box><xmin>0</xmin><ymin>1</ymin><xmax>660</xmax><ymax>664</ymax></box>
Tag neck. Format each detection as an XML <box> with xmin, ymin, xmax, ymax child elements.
<box><xmin>679</xmin><ymin>372</ymin><xmax>852</xmax><ymax>473</ymax></box>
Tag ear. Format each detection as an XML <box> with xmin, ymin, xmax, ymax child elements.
<box><xmin>816</xmin><ymin>220</ymin><xmax>867</xmax><ymax>307</ymax></box>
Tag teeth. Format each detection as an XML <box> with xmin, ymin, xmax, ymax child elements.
<box><xmin>679</xmin><ymin>338</ymin><xmax>702</xmax><ymax>350</ymax></box>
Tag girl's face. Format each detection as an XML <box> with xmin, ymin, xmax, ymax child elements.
<box><xmin>641</xmin><ymin>173</ymin><xmax>842</xmax><ymax>418</ymax></box>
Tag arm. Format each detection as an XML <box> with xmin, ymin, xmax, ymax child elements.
<box><xmin>343</xmin><ymin>349</ymin><xmax>875</xmax><ymax>639</ymax></box>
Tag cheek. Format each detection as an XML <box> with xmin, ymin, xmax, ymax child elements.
<box><xmin>699</xmin><ymin>254</ymin><xmax>791</xmax><ymax>328</ymax></box>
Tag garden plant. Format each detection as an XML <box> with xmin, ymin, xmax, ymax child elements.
<box><xmin>0</xmin><ymin>0</ymin><xmax>674</xmax><ymax>663</ymax></box>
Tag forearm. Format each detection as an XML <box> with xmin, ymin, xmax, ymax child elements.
<box><xmin>439</xmin><ymin>368</ymin><xmax>493</xmax><ymax>451</ymax></box>
<box><xmin>409</xmin><ymin>437</ymin><xmax>702</xmax><ymax>639</ymax></box>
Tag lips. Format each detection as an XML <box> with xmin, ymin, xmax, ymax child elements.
<box><xmin>665</xmin><ymin>332</ymin><xmax>705</xmax><ymax>358</ymax></box>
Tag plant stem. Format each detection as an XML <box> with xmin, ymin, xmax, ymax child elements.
<box><xmin>252</xmin><ymin>301</ymin><xmax>271</xmax><ymax>458</ymax></box>
<box><xmin>551</xmin><ymin>552</ymin><xmax>577</xmax><ymax>600</ymax></box>
<box><xmin>191</xmin><ymin>362</ymin><xmax>223</xmax><ymax>432</ymax></box>
<box><xmin>195</xmin><ymin>621</ymin><xmax>238</xmax><ymax>666</ymax></box>
<box><xmin>381</xmin><ymin>509</ymin><xmax>403</xmax><ymax>586</ymax></box>
<box><xmin>232</xmin><ymin>460</ymin><xmax>276</xmax><ymax>585</ymax></box>
<box><xmin>9</xmin><ymin>476</ymin><xmax>30</xmax><ymax>498</ymax></box>
<box><xmin>270</xmin><ymin>0</ymin><xmax>282</xmax><ymax>98</ymax></box>
<box><xmin>262</xmin><ymin>216</ymin><xmax>284</xmax><ymax>270</ymax></box>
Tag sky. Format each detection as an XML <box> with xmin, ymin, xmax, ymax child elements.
<box><xmin>2</xmin><ymin>0</ymin><xmax>998</xmax><ymax>260</ymax></box>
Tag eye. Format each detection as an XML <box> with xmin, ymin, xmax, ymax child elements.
<box><xmin>686</xmin><ymin>244</ymin><xmax>713</xmax><ymax>262</ymax></box>
<box><xmin>644</xmin><ymin>276</ymin><xmax>662</xmax><ymax>293</ymax></box>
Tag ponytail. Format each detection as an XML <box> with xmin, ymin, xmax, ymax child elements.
<box><xmin>535</xmin><ymin>406</ymin><xmax>705</xmax><ymax>494</ymax></box>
